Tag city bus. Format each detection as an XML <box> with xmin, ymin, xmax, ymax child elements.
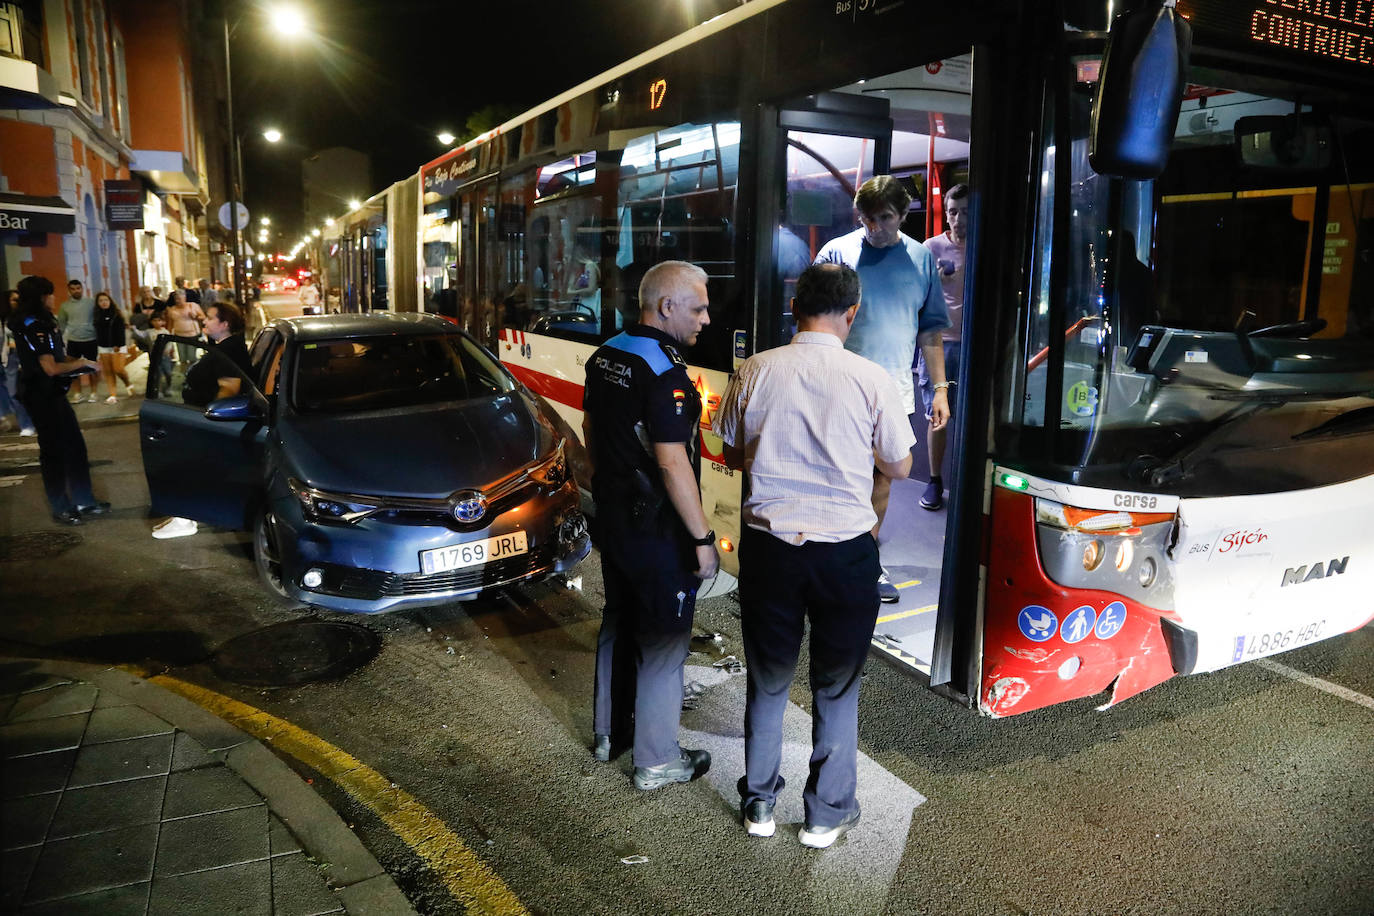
<box><xmin>318</xmin><ymin>0</ymin><xmax>1374</xmax><ymax>717</ymax></box>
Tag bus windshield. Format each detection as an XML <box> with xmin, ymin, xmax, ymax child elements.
<box><xmin>1020</xmin><ymin>61</ymin><xmax>1374</xmax><ymax>496</ymax></box>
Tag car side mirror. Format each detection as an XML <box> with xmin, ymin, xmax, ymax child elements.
<box><xmin>1234</xmin><ymin>115</ymin><xmax>1334</xmax><ymax>170</ymax></box>
<box><xmin>1089</xmin><ymin>0</ymin><xmax>1192</xmax><ymax>179</ymax></box>
<box><xmin>204</xmin><ymin>394</ymin><xmax>262</xmax><ymax>421</ymax></box>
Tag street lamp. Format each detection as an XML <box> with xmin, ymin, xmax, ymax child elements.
<box><xmin>348</xmin><ymin>198</ymin><xmax>361</xmax><ymax>210</ymax></box>
<box><xmin>437</xmin><ymin>131</ymin><xmax>456</xmax><ymax>145</ymax></box>
<box><xmin>269</xmin><ymin>5</ymin><xmax>307</xmax><ymax>35</ymax></box>
<box><xmin>222</xmin><ymin>5</ymin><xmax>310</xmax><ymax>304</ymax></box>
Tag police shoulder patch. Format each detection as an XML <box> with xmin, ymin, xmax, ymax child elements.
<box><xmin>663</xmin><ymin>344</ymin><xmax>686</xmax><ymax>367</ymax></box>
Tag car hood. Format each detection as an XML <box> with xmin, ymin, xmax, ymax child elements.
<box><xmin>276</xmin><ymin>392</ymin><xmax>554</xmax><ymax>498</ymax></box>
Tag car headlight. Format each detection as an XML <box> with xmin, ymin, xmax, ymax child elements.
<box><xmin>288</xmin><ymin>477</ymin><xmax>382</xmax><ymax>524</ymax></box>
<box><xmin>528</xmin><ymin>440</ymin><xmax>568</xmax><ymax>488</ymax></box>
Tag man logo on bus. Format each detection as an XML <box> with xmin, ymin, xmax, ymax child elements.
<box><xmin>1281</xmin><ymin>556</ymin><xmax>1349</xmax><ymax>586</ymax></box>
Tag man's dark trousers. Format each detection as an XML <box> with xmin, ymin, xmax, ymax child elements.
<box><xmin>737</xmin><ymin>526</ymin><xmax>880</xmax><ymax>828</ymax></box>
<box><xmin>593</xmin><ymin>510</ymin><xmax>697</xmax><ymax>769</ymax></box>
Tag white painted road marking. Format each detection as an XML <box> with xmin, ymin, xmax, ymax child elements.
<box><xmin>682</xmin><ymin>665</ymin><xmax>925</xmax><ymax>911</ymax></box>
<box><xmin>1257</xmin><ymin>658</ymin><xmax>1374</xmax><ymax>711</ymax></box>
<box><xmin>0</xmin><ymin>476</ymin><xmax>26</xmax><ymax>488</ymax></box>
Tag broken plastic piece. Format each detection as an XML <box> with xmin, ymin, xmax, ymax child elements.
<box><xmin>712</xmin><ymin>655</ymin><xmax>743</xmax><ymax>673</ymax></box>
<box><xmin>619</xmin><ymin>855</ymin><xmax>650</xmax><ymax>865</ymax></box>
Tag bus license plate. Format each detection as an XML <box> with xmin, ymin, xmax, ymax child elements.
<box><xmin>420</xmin><ymin>531</ymin><xmax>528</xmax><ymax>575</ymax></box>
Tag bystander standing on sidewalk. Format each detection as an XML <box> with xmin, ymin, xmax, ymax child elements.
<box><xmin>93</xmin><ymin>291</ymin><xmax>137</xmax><ymax>404</ymax></box>
<box><xmin>1</xmin><ymin>288</ymin><xmax>36</xmax><ymax>435</ymax></box>
<box><xmin>57</xmin><ymin>279</ymin><xmax>99</xmax><ymax>403</ymax></box>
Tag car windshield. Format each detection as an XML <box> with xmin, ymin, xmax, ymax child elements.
<box><xmin>1015</xmin><ymin>59</ymin><xmax>1374</xmax><ymax>496</ymax></box>
<box><xmin>291</xmin><ymin>332</ymin><xmax>516</xmax><ymax>413</ymax></box>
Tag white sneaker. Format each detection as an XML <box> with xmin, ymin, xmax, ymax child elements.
<box><xmin>105</xmin><ymin>395</ymin><xmax>118</xmax><ymax>405</ymax></box>
<box><xmin>152</xmin><ymin>516</ymin><xmax>198</xmax><ymax>539</ymax></box>
<box><xmin>798</xmin><ymin>809</ymin><xmax>860</xmax><ymax>849</ymax></box>
<box><xmin>126</xmin><ymin>384</ymin><xmax>137</xmax><ymax>397</ymax></box>
<box><xmin>20</xmin><ymin>427</ymin><xmax>36</xmax><ymax>437</ymax></box>
<box><xmin>86</xmin><ymin>393</ymin><xmax>98</xmax><ymax>403</ymax></box>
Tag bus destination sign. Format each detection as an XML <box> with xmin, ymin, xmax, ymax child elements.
<box><xmin>1182</xmin><ymin>1</ymin><xmax>1374</xmax><ymax>69</ymax></box>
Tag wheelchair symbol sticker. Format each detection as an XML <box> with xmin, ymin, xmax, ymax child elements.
<box><xmin>1018</xmin><ymin>605</ymin><xmax>1058</xmax><ymax>642</ymax></box>
<box><xmin>1095</xmin><ymin>601</ymin><xmax>1127</xmax><ymax>640</ymax></box>
<box><xmin>1061</xmin><ymin>605</ymin><xmax>1096</xmax><ymax>644</ymax></box>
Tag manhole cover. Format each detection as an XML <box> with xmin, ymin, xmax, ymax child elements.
<box><xmin>0</xmin><ymin>531</ymin><xmax>82</xmax><ymax>562</ymax></box>
<box><xmin>211</xmin><ymin>620</ymin><xmax>381</xmax><ymax>687</ymax></box>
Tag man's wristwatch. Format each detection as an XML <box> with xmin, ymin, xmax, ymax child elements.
<box><xmin>692</xmin><ymin>529</ymin><xmax>716</xmax><ymax>547</ymax></box>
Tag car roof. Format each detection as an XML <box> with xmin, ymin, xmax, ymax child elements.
<box><xmin>270</xmin><ymin>312</ymin><xmax>460</xmax><ymax>342</ymax></box>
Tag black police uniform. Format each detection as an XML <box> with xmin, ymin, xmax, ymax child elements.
<box><xmin>12</xmin><ymin>309</ymin><xmax>97</xmax><ymax>518</ymax></box>
<box><xmin>584</xmin><ymin>324</ymin><xmax>703</xmax><ymax>768</ymax></box>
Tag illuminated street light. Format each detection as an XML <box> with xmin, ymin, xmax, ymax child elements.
<box><xmin>325</xmin><ymin>217</ymin><xmax>335</xmax><ymax>226</ymax></box>
<box><xmin>348</xmin><ymin>198</ymin><xmax>361</xmax><ymax>210</ymax></box>
<box><xmin>311</xmin><ymin>228</ymin><xmax>321</xmax><ymax>237</ymax></box>
<box><xmin>262</xmin><ymin>128</ymin><xmax>283</xmax><ymax>143</ymax></box>
<box><xmin>269</xmin><ymin>5</ymin><xmax>307</xmax><ymax>35</ymax></box>
<box><xmin>437</xmin><ymin>131</ymin><xmax>456</xmax><ymax>145</ymax></box>
<box><xmin>260</xmin><ymin>216</ymin><xmax>270</xmax><ymax>226</ymax></box>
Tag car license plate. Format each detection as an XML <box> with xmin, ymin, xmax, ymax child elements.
<box><xmin>419</xmin><ymin>531</ymin><xmax>528</xmax><ymax>575</ymax></box>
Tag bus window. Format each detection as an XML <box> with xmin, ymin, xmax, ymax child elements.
<box><xmin>496</xmin><ymin>171</ymin><xmax>534</xmax><ymax>333</ymax></box>
<box><xmin>779</xmin><ymin>132</ymin><xmax>878</xmax><ymax>341</ymax></box>
<box><xmin>525</xmin><ymin>152</ymin><xmax>604</xmax><ymax>344</ymax></box>
<box><xmin>422</xmin><ymin>194</ymin><xmax>458</xmax><ymax>318</ymax></box>
<box><xmin>615</xmin><ymin>121</ymin><xmax>740</xmax><ymax>370</ymax></box>
<box><xmin>371</xmin><ymin>221</ymin><xmax>388</xmax><ymax>310</ymax></box>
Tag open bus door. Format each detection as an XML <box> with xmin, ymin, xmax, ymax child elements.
<box><xmin>757</xmin><ymin>64</ymin><xmax>978</xmax><ymax>692</ymax></box>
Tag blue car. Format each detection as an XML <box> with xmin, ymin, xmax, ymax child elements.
<box><xmin>139</xmin><ymin>313</ymin><xmax>590</xmax><ymax>613</ymax></box>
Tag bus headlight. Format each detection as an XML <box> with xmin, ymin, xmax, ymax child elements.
<box><xmin>1034</xmin><ymin>496</ymin><xmax>1176</xmax><ymax>608</ymax></box>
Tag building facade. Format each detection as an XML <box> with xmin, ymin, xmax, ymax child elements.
<box><xmin>0</xmin><ymin>0</ymin><xmax>228</xmax><ymax>303</ymax></box>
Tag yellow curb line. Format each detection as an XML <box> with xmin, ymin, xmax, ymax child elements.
<box><xmin>876</xmin><ymin>604</ymin><xmax>939</xmax><ymax>625</ymax></box>
<box><xmin>148</xmin><ymin>674</ymin><xmax>529</xmax><ymax>916</ymax></box>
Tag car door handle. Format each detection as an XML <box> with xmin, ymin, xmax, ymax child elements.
<box><xmin>147</xmin><ymin>426</ymin><xmax>167</xmax><ymax>441</ymax></box>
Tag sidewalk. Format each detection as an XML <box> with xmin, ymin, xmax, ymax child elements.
<box><xmin>0</xmin><ymin>658</ymin><xmax>414</xmax><ymax>915</ymax></box>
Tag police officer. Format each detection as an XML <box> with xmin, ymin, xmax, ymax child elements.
<box><xmin>11</xmin><ymin>276</ymin><xmax>109</xmax><ymax>525</ymax></box>
<box><xmin>583</xmin><ymin>260</ymin><xmax>717</xmax><ymax>790</ymax></box>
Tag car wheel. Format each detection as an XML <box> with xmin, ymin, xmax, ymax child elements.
<box><xmin>253</xmin><ymin>508</ymin><xmax>293</xmax><ymax>600</ymax></box>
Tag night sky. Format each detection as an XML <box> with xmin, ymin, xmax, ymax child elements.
<box><xmin>232</xmin><ymin>0</ymin><xmax>741</xmax><ymax>244</ymax></box>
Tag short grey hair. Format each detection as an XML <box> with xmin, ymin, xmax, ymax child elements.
<box><xmin>639</xmin><ymin>260</ymin><xmax>708</xmax><ymax>315</ymax></box>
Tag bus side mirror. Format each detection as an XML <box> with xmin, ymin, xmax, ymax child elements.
<box><xmin>1089</xmin><ymin>0</ymin><xmax>1192</xmax><ymax>179</ymax></box>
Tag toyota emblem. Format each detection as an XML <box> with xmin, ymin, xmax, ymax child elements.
<box><xmin>452</xmin><ymin>492</ymin><xmax>487</xmax><ymax>523</ymax></box>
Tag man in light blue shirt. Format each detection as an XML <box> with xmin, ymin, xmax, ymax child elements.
<box><xmin>815</xmin><ymin>175</ymin><xmax>950</xmax><ymax>602</ymax></box>
<box><xmin>57</xmin><ymin>279</ymin><xmax>98</xmax><ymax>402</ymax></box>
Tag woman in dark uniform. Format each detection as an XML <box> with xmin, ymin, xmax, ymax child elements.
<box><xmin>11</xmin><ymin>276</ymin><xmax>109</xmax><ymax>525</ymax></box>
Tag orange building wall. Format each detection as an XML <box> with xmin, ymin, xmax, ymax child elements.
<box><xmin>119</xmin><ymin>0</ymin><xmax>189</xmax><ymax>154</ymax></box>
<box><xmin>0</xmin><ymin>120</ymin><xmax>65</xmax><ymax>282</ymax></box>
<box><xmin>0</xmin><ymin>121</ymin><xmax>60</xmax><ymax>196</ymax></box>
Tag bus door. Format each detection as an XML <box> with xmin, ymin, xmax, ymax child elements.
<box><xmin>761</xmin><ymin>58</ymin><xmax>974</xmax><ymax>683</ymax></box>
<box><xmin>457</xmin><ymin>176</ymin><xmax>503</xmax><ymax>345</ymax></box>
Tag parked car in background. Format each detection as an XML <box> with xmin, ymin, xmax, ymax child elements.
<box><xmin>138</xmin><ymin>314</ymin><xmax>590</xmax><ymax>612</ymax></box>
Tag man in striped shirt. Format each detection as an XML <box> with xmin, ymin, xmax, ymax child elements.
<box><xmin>714</xmin><ymin>262</ymin><xmax>914</xmax><ymax>848</ymax></box>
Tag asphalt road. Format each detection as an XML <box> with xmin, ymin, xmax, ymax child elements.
<box><xmin>1</xmin><ymin>416</ymin><xmax>1370</xmax><ymax>915</ymax></box>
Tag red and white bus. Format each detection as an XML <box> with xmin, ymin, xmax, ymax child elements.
<box><xmin>322</xmin><ymin>0</ymin><xmax>1374</xmax><ymax>717</ymax></box>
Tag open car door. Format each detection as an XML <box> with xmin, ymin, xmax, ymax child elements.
<box><xmin>138</xmin><ymin>334</ymin><xmax>268</xmax><ymax>530</ymax></box>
